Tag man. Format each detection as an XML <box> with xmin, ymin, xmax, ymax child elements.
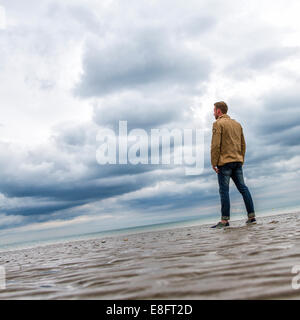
<box><xmin>210</xmin><ymin>101</ymin><xmax>256</xmax><ymax>228</ymax></box>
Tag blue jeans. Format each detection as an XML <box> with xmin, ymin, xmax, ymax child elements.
<box><xmin>217</xmin><ymin>161</ymin><xmax>255</xmax><ymax>221</ymax></box>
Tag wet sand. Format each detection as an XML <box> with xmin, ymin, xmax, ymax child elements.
<box><xmin>1</xmin><ymin>212</ymin><xmax>300</xmax><ymax>299</ymax></box>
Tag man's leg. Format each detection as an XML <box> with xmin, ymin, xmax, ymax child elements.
<box><xmin>217</xmin><ymin>164</ymin><xmax>232</xmax><ymax>221</ymax></box>
<box><xmin>231</xmin><ymin>163</ymin><xmax>255</xmax><ymax>218</ymax></box>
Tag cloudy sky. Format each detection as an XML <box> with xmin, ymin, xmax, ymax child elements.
<box><xmin>0</xmin><ymin>0</ymin><xmax>300</xmax><ymax>241</ymax></box>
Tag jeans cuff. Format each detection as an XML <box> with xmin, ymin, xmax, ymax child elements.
<box><xmin>221</xmin><ymin>216</ymin><xmax>230</xmax><ymax>220</ymax></box>
<box><xmin>248</xmin><ymin>212</ymin><xmax>255</xmax><ymax>218</ymax></box>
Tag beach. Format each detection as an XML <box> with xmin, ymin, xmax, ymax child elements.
<box><xmin>1</xmin><ymin>212</ymin><xmax>300</xmax><ymax>299</ymax></box>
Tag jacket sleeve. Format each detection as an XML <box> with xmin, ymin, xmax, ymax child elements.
<box><xmin>211</xmin><ymin>122</ymin><xmax>222</xmax><ymax>167</ymax></box>
<box><xmin>241</xmin><ymin>127</ymin><xmax>246</xmax><ymax>163</ymax></box>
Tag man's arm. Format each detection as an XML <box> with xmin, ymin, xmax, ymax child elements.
<box><xmin>241</xmin><ymin>127</ymin><xmax>246</xmax><ymax>164</ymax></box>
<box><xmin>211</xmin><ymin>122</ymin><xmax>222</xmax><ymax>171</ymax></box>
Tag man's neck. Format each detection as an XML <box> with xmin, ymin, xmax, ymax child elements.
<box><xmin>217</xmin><ymin>114</ymin><xmax>229</xmax><ymax>120</ymax></box>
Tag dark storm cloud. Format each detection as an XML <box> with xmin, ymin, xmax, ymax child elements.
<box><xmin>74</xmin><ymin>26</ymin><xmax>211</xmax><ymax>97</ymax></box>
<box><xmin>3</xmin><ymin>201</ymin><xmax>84</xmax><ymax>217</ymax></box>
<box><xmin>0</xmin><ymin>175</ymin><xmax>152</xmax><ymax>201</ymax></box>
<box><xmin>0</xmin><ymin>120</ymin><xmax>186</xmax><ymax>218</ymax></box>
<box><xmin>255</xmin><ymin>91</ymin><xmax>300</xmax><ymax>136</ymax></box>
<box><xmin>118</xmin><ymin>188</ymin><xmax>217</xmax><ymax>213</ymax></box>
<box><xmin>265</xmin><ymin>126</ymin><xmax>300</xmax><ymax>146</ymax></box>
<box><xmin>0</xmin><ymin>133</ymin><xmax>163</xmax><ymax>210</ymax></box>
<box><xmin>0</xmin><ymin>116</ymin><xmax>210</xmax><ymax>219</ymax></box>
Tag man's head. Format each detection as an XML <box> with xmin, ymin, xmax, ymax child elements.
<box><xmin>214</xmin><ymin>101</ymin><xmax>228</xmax><ymax>120</ymax></box>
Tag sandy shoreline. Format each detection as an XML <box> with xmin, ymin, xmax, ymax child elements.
<box><xmin>1</xmin><ymin>212</ymin><xmax>300</xmax><ymax>299</ymax></box>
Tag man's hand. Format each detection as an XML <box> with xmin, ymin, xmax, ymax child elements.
<box><xmin>212</xmin><ymin>165</ymin><xmax>219</xmax><ymax>174</ymax></box>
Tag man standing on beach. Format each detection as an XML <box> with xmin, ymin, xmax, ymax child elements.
<box><xmin>210</xmin><ymin>101</ymin><xmax>256</xmax><ymax>228</ymax></box>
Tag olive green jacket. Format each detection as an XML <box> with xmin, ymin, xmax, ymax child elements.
<box><xmin>210</xmin><ymin>114</ymin><xmax>246</xmax><ymax>167</ymax></box>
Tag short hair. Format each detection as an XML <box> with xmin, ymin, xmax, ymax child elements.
<box><xmin>214</xmin><ymin>101</ymin><xmax>228</xmax><ymax>114</ymax></box>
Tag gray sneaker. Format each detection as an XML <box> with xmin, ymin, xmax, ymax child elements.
<box><xmin>211</xmin><ymin>221</ymin><xmax>230</xmax><ymax>229</ymax></box>
<box><xmin>246</xmin><ymin>217</ymin><xmax>256</xmax><ymax>225</ymax></box>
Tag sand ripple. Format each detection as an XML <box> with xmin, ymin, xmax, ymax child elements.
<box><xmin>1</xmin><ymin>212</ymin><xmax>300</xmax><ymax>299</ymax></box>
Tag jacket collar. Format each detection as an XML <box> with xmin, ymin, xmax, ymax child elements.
<box><xmin>217</xmin><ymin>114</ymin><xmax>230</xmax><ymax>120</ymax></box>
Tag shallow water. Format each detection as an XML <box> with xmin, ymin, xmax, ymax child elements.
<box><xmin>1</xmin><ymin>212</ymin><xmax>300</xmax><ymax>299</ymax></box>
